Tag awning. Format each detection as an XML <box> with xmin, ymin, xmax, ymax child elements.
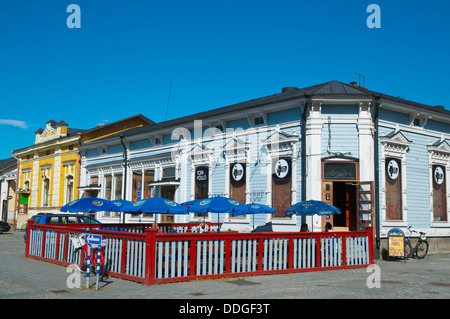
<box><xmin>148</xmin><ymin>179</ymin><xmax>180</xmax><ymax>187</ymax></box>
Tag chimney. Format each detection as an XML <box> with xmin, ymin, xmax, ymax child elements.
<box><xmin>281</xmin><ymin>87</ymin><xmax>299</xmax><ymax>93</ymax></box>
<box><xmin>56</xmin><ymin>120</ymin><xmax>69</xmax><ymax>136</ymax></box>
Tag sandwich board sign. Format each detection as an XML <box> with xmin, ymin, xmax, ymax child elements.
<box><xmin>388</xmin><ymin>228</ymin><xmax>405</xmax><ymax>261</ymax></box>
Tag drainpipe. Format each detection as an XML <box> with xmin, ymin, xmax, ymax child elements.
<box><xmin>11</xmin><ymin>151</ymin><xmax>20</xmax><ymax>229</ymax></box>
<box><xmin>301</xmin><ymin>95</ymin><xmax>311</xmax><ymax>224</ymax></box>
<box><xmin>373</xmin><ymin>95</ymin><xmax>381</xmax><ymax>259</ymax></box>
<box><xmin>77</xmin><ymin>133</ymin><xmax>82</xmax><ymax>200</ymax></box>
<box><xmin>120</xmin><ymin>135</ymin><xmax>128</xmax><ymax>224</ymax></box>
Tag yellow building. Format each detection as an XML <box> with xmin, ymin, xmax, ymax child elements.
<box><xmin>13</xmin><ymin>120</ymin><xmax>84</xmax><ymax>227</ymax></box>
<box><xmin>13</xmin><ymin>115</ymin><xmax>152</xmax><ymax>228</ymax></box>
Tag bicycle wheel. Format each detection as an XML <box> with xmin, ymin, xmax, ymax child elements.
<box><xmin>415</xmin><ymin>241</ymin><xmax>429</xmax><ymax>259</ymax></box>
<box><xmin>404</xmin><ymin>241</ymin><xmax>413</xmax><ymax>259</ymax></box>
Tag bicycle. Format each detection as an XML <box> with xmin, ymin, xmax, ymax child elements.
<box><xmin>71</xmin><ymin>233</ymin><xmax>108</xmax><ymax>279</ymax></box>
<box><xmin>404</xmin><ymin>226</ymin><xmax>429</xmax><ymax>259</ymax></box>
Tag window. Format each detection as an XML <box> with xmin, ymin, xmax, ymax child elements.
<box><xmin>230</xmin><ymin>163</ymin><xmax>246</xmax><ymax>205</ymax></box>
<box><xmin>162</xmin><ymin>167</ymin><xmax>175</xmax><ymax>179</ymax></box>
<box><xmin>132</xmin><ymin>171</ymin><xmax>143</xmax><ymax>201</ymax></box>
<box><xmin>66</xmin><ymin>176</ymin><xmax>74</xmax><ymax>204</ymax></box>
<box><xmin>272</xmin><ymin>157</ymin><xmax>292</xmax><ymax>217</ymax></box>
<box><xmin>323</xmin><ymin>162</ymin><xmax>357</xmax><ymax>180</ymax></box>
<box><xmin>114</xmin><ymin>174</ymin><xmax>123</xmax><ymax>200</ymax></box>
<box><xmin>385</xmin><ymin>158</ymin><xmax>402</xmax><ymax>221</ymax></box>
<box><xmin>144</xmin><ymin>170</ymin><xmax>155</xmax><ymax>198</ymax></box>
<box><xmin>42</xmin><ymin>178</ymin><xmax>50</xmax><ymax>206</ymax></box>
<box><xmin>48</xmin><ymin>216</ymin><xmax>60</xmax><ymax>223</ymax></box>
<box><xmin>78</xmin><ymin>216</ymin><xmax>100</xmax><ymax>224</ymax></box>
<box><xmin>104</xmin><ymin>175</ymin><xmax>112</xmax><ymax>200</ymax></box>
<box><xmin>432</xmin><ymin>165</ymin><xmax>447</xmax><ymax>222</ymax></box>
<box><xmin>69</xmin><ymin>144</ymin><xmax>74</xmax><ymax>151</ymax></box>
<box><xmin>195</xmin><ymin>166</ymin><xmax>209</xmax><ymax>218</ymax></box>
<box><xmin>90</xmin><ymin>176</ymin><xmax>99</xmax><ymax>186</ymax></box>
<box><xmin>255</xmin><ymin>116</ymin><xmax>265</xmax><ymax>125</ymax></box>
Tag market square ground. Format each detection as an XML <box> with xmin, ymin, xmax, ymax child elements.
<box><xmin>2</xmin><ymin>231</ymin><xmax>450</xmax><ymax>300</ymax></box>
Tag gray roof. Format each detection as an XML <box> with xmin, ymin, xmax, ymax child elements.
<box><xmin>83</xmin><ymin>80</ymin><xmax>450</xmax><ymax>145</ymax></box>
<box><xmin>0</xmin><ymin>157</ymin><xmax>17</xmax><ymax>171</ymax></box>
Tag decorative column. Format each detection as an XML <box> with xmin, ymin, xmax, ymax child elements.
<box><xmin>306</xmin><ymin>100</ymin><xmax>323</xmax><ymax>231</ymax></box>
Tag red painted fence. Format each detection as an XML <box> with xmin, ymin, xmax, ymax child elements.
<box><xmin>25</xmin><ymin>220</ymin><xmax>374</xmax><ymax>285</ymax></box>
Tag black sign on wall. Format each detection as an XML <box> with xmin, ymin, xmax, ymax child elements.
<box><xmin>386</xmin><ymin>158</ymin><xmax>401</xmax><ymax>181</ymax></box>
<box><xmin>230</xmin><ymin>163</ymin><xmax>245</xmax><ymax>183</ymax></box>
<box><xmin>433</xmin><ymin>165</ymin><xmax>445</xmax><ymax>185</ymax></box>
<box><xmin>195</xmin><ymin>166</ymin><xmax>209</xmax><ymax>184</ymax></box>
<box><xmin>272</xmin><ymin>157</ymin><xmax>292</xmax><ymax>182</ymax></box>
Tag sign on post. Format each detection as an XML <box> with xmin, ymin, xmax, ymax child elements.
<box><xmin>86</xmin><ymin>234</ymin><xmax>102</xmax><ymax>246</ymax></box>
<box><xmin>388</xmin><ymin>228</ymin><xmax>405</xmax><ymax>261</ymax></box>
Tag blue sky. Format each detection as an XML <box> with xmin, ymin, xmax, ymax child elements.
<box><xmin>0</xmin><ymin>0</ymin><xmax>449</xmax><ymax>159</ymax></box>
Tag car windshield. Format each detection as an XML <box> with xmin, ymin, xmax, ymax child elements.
<box><xmin>78</xmin><ymin>216</ymin><xmax>99</xmax><ymax>223</ymax></box>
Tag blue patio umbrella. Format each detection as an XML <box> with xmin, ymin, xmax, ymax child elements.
<box><xmin>188</xmin><ymin>196</ymin><xmax>249</xmax><ymax>232</ymax></box>
<box><xmin>244</xmin><ymin>203</ymin><xmax>276</xmax><ymax>215</ymax></box>
<box><xmin>111</xmin><ymin>199</ymin><xmax>134</xmax><ymax>213</ymax></box>
<box><xmin>60</xmin><ymin>197</ymin><xmax>116</xmax><ymax>213</ymax></box>
<box><xmin>242</xmin><ymin>203</ymin><xmax>276</xmax><ymax>229</ymax></box>
<box><xmin>126</xmin><ymin>197</ymin><xmax>188</xmax><ymax>215</ymax></box>
<box><xmin>180</xmin><ymin>199</ymin><xmax>201</xmax><ymax>208</ymax></box>
<box><xmin>285</xmin><ymin>200</ymin><xmax>341</xmax><ymax>216</ymax></box>
<box><xmin>110</xmin><ymin>199</ymin><xmax>135</xmax><ymax>223</ymax></box>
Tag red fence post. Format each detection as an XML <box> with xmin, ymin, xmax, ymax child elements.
<box><xmin>288</xmin><ymin>238</ymin><xmax>294</xmax><ymax>269</ymax></box>
<box><xmin>316</xmin><ymin>236</ymin><xmax>321</xmax><ymax>268</ymax></box>
<box><xmin>41</xmin><ymin>229</ymin><xmax>46</xmax><ymax>258</ymax></box>
<box><xmin>190</xmin><ymin>239</ymin><xmax>197</xmax><ymax>277</ymax></box>
<box><xmin>25</xmin><ymin>220</ymin><xmax>34</xmax><ymax>258</ymax></box>
<box><xmin>342</xmin><ymin>235</ymin><xmax>347</xmax><ymax>266</ymax></box>
<box><xmin>366</xmin><ymin>226</ymin><xmax>375</xmax><ymax>264</ymax></box>
<box><xmin>257</xmin><ymin>238</ymin><xmax>264</xmax><ymax>272</ymax></box>
<box><xmin>225</xmin><ymin>239</ymin><xmax>232</xmax><ymax>274</ymax></box>
<box><xmin>144</xmin><ymin>228</ymin><xmax>157</xmax><ymax>285</ymax></box>
<box><xmin>121</xmin><ymin>238</ymin><xmax>127</xmax><ymax>275</ymax></box>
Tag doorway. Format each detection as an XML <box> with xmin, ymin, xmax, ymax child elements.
<box><xmin>160</xmin><ymin>186</ymin><xmax>176</xmax><ymax>223</ymax></box>
<box><xmin>321</xmin><ymin>180</ymin><xmax>374</xmax><ymax>231</ymax></box>
<box><xmin>332</xmin><ymin>182</ymin><xmax>356</xmax><ymax>231</ymax></box>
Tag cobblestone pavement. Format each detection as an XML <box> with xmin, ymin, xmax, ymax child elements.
<box><xmin>2</xmin><ymin>231</ymin><xmax>450</xmax><ymax>300</ymax></box>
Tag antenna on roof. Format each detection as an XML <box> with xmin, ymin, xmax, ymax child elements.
<box><xmin>165</xmin><ymin>79</ymin><xmax>173</xmax><ymax>121</ymax></box>
<box><xmin>354</xmin><ymin>72</ymin><xmax>365</xmax><ymax>88</ymax></box>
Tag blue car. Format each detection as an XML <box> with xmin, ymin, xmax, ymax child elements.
<box><xmin>23</xmin><ymin>213</ymin><xmax>101</xmax><ymax>242</ymax></box>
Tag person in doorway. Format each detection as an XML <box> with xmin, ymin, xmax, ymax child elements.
<box><xmin>300</xmin><ymin>223</ymin><xmax>309</xmax><ymax>232</ymax></box>
<box><xmin>324</xmin><ymin>222</ymin><xmax>332</xmax><ymax>232</ymax></box>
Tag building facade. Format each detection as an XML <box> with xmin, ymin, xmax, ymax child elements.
<box><xmin>12</xmin><ymin>115</ymin><xmax>153</xmax><ymax>228</ymax></box>
<box><xmin>78</xmin><ymin>81</ymin><xmax>450</xmax><ymax>255</ymax></box>
<box><xmin>0</xmin><ymin>157</ymin><xmax>17</xmax><ymax>226</ymax></box>
<box><xmin>13</xmin><ymin>120</ymin><xmax>85</xmax><ymax>228</ymax></box>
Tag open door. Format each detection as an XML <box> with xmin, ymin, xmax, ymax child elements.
<box><xmin>356</xmin><ymin>181</ymin><xmax>374</xmax><ymax>231</ymax></box>
<box><xmin>321</xmin><ymin>181</ymin><xmax>334</xmax><ymax>231</ymax></box>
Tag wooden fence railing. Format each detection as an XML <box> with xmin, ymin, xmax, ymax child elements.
<box><xmin>25</xmin><ymin>221</ymin><xmax>374</xmax><ymax>285</ymax></box>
